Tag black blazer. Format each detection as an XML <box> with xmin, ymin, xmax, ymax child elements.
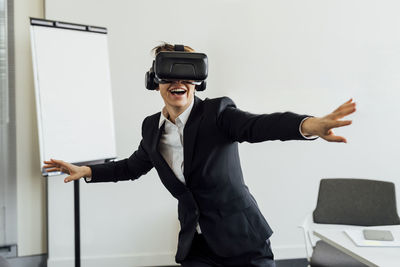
<box><xmin>88</xmin><ymin>96</ymin><xmax>312</xmax><ymax>262</ymax></box>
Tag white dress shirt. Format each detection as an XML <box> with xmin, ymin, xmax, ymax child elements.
<box><xmin>158</xmin><ymin>99</ymin><xmax>194</xmax><ymax>185</ymax></box>
<box><xmin>158</xmin><ymin>100</ymin><xmax>203</xmax><ymax>233</ymax></box>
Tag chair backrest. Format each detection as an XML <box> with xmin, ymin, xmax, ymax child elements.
<box><xmin>313</xmin><ymin>178</ymin><xmax>400</xmax><ymax>226</ymax></box>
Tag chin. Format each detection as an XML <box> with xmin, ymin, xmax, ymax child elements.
<box><xmin>173</xmin><ymin>102</ymin><xmax>188</xmax><ymax>108</ymax></box>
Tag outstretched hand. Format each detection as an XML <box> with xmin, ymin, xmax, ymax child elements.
<box><xmin>43</xmin><ymin>159</ymin><xmax>92</xmax><ymax>183</ymax></box>
<box><xmin>301</xmin><ymin>99</ymin><xmax>356</xmax><ymax>143</ymax></box>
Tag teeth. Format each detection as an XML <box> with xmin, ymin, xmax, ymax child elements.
<box><xmin>170</xmin><ymin>89</ymin><xmax>186</xmax><ymax>93</ymax></box>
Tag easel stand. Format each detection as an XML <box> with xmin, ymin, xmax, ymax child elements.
<box><xmin>71</xmin><ymin>158</ymin><xmax>112</xmax><ymax>267</ymax></box>
<box><xmin>74</xmin><ymin>180</ymin><xmax>81</xmax><ymax>267</ymax></box>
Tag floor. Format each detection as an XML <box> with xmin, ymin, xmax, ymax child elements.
<box><xmin>1</xmin><ymin>255</ymin><xmax>309</xmax><ymax>267</ymax></box>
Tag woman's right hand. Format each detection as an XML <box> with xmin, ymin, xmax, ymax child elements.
<box><xmin>43</xmin><ymin>159</ymin><xmax>92</xmax><ymax>183</ymax></box>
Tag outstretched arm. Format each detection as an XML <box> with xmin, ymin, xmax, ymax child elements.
<box><xmin>217</xmin><ymin>97</ymin><xmax>315</xmax><ymax>142</ymax></box>
<box><xmin>301</xmin><ymin>99</ymin><xmax>356</xmax><ymax>143</ymax></box>
<box><xmin>43</xmin><ymin>140</ymin><xmax>153</xmax><ymax>183</ymax></box>
<box><xmin>43</xmin><ymin>159</ymin><xmax>91</xmax><ymax>183</ymax></box>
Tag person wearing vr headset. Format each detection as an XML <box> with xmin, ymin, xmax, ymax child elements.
<box><xmin>44</xmin><ymin>43</ymin><xmax>356</xmax><ymax>266</ymax></box>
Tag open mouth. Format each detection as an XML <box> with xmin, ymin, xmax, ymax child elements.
<box><xmin>169</xmin><ymin>88</ymin><xmax>187</xmax><ymax>95</ymax></box>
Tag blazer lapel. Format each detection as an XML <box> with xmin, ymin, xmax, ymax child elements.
<box><xmin>149</xmin><ymin>120</ymin><xmax>187</xmax><ymax>196</ymax></box>
<box><xmin>183</xmin><ymin>96</ymin><xmax>203</xmax><ymax>182</ymax></box>
<box><xmin>150</xmin><ymin>119</ymin><xmax>164</xmax><ymax>155</ymax></box>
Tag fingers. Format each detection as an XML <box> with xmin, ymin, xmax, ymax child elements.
<box><xmin>43</xmin><ymin>164</ymin><xmax>55</xmax><ymax>168</ymax></box>
<box><xmin>43</xmin><ymin>159</ymin><xmax>70</xmax><ymax>174</ymax></box>
<box><xmin>45</xmin><ymin>167</ymin><xmax>59</xmax><ymax>172</ymax></box>
<box><xmin>64</xmin><ymin>174</ymin><xmax>81</xmax><ymax>183</ymax></box>
<box><xmin>320</xmin><ymin>120</ymin><xmax>352</xmax><ymax>143</ymax></box>
<box><xmin>43</xmin><ymin>160</ymin><xmax>57</xmax><ymax>168</ymax></box>
<box><xmin>333</xmin><ymin>98</ymin><xmax>354</xmax><ymax>112</ymax></box>
<box><xmin>331</xmin><ymin>120</ymin><xmax>352</xmax><ymax>129</ymax></box>
<box><xmin>331</xmin><ymin>103</ymin><xmax>356</xmax><ymax>120</ymax></box>
<box><xmin>43</xmin><ymin>158</ymin><xmax>62</xmax><ymax>167</ymax></box>
<box><xmin>50</xmin><ymin>158</ymin><xmax>67</xmax><ymax>167</ymax></box>
<box><xmin>326</xmin><ymin>136</ymin><xmax>347</xmax><ymax>143</ymax></box>
<box><xmin>323</xmin><ymin>131</ymin><xmax>348</xmax><ymax>143</ymax></box>
<box><xmin>314</xmin><ymin>98</ymin><xmax>355</xmax><ymax>143</ymax></box>
<box><xmin>336</xmin><ymin>106</ymin><xmax>356</xmax><ymax>119</ymax></box>
<box><xmin>344</xmin><ymin>98</ymin><xmax>353</xmax><ymax>105</ymax></box>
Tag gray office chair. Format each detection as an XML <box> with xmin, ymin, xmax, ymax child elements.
<box><xmin>306</xmin><ymin>178</ymin><xmax>400</xmax><ymax>267</ymax></box>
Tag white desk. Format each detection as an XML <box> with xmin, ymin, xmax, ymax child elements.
<box><xmin>314</xmin><ymin>228</ymin><xmax>400</xmax><ymax>267</ymax></box>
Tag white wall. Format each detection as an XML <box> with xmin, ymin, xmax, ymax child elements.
<box><xmin>14</xmin><ymin>0</ymin><xmax>46</xmax><ymax>256</ymax></box>
<box><xmin>19</xmin><ymin>0</ymin><xmax>400</xmax><ymax>264</ymax></box>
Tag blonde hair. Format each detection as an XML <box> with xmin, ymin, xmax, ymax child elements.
<box><xmin>151</xmin><ymin>42</ymin><xmax>195</xmax><ymax>57</ymax></box>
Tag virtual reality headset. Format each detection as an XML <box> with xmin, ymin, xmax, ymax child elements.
<box><xmin>145</xmin><ymin>44</ymin><xmax>208</xmax><ymax>91</ymax></box>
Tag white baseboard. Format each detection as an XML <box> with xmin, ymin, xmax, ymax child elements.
<box><xmin>48</xmin><ymin>246</ymin><xmax>307</xmax><ymax>267</ymax></box>
<box><xmin>48</xmin><ymin>252</ymin><xmax>177</xmax><ymax>267</ymax></box>
<box><xmin>273</xmin><ymin>245</ymin><xmax>307</xmax><ymax>260</ymax></box>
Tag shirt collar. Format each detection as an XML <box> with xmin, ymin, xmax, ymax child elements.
<box><xmin>158</xmin><ymin>99</ymin><xmax>194</xmax><ymax>129</ymax></box>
